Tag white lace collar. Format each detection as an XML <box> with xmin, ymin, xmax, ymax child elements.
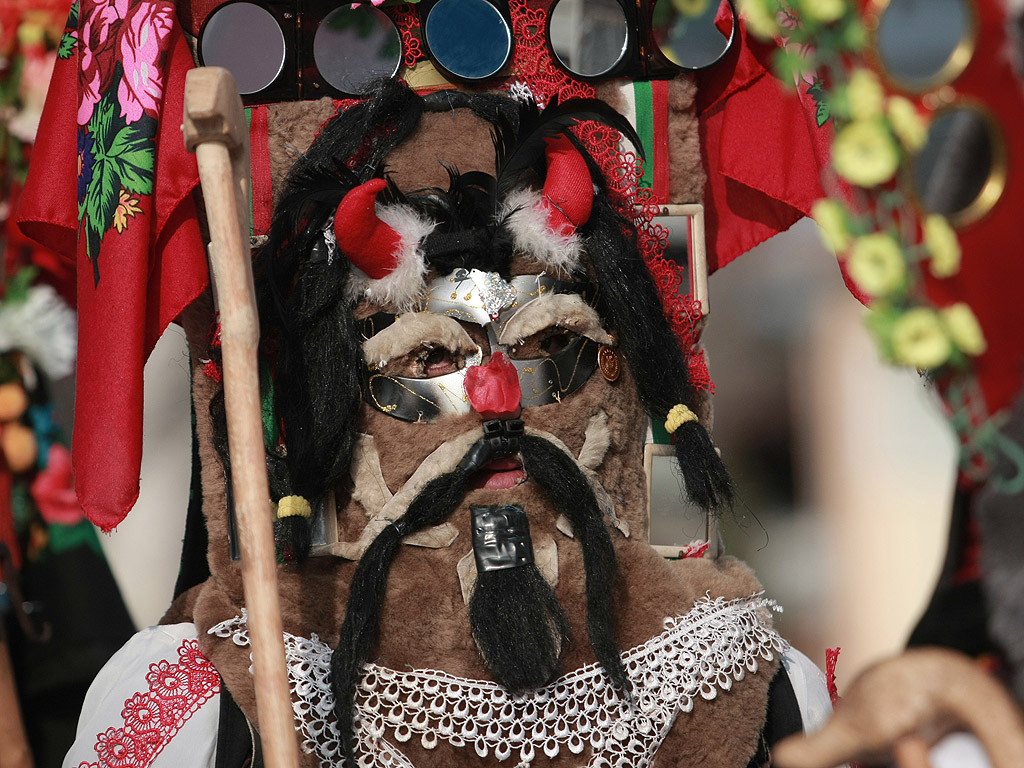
<box><xmin>209</xmin><ymin>593</ymin><xmax>786</xmax><ymax>768</ymax></box>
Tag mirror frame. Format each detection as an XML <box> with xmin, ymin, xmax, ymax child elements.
<box><xmin>197</xmin><ymin>0</ymin><xmax>298</xmax><ymax>104</ymax></box>
<box><xmin>648</xmin><ymin>203</ymin><xmax>710</xmax><ymax>318</ymax></box>
<box><xmin>908</xmin><ymin>101</ymin><xmax>1007</xmax><ymax>227</ymax></box>
<box><xmin>546</xmin><ymin>0</ymin><xmax>737</xmax><ymax>81</ymax></box>
<box><xmin>417</xmin><ymin>0</ymin><xmax>515</xmax><ymax>83</ymax></box>
<box><xmin>644</xmin><ymin>442</ymin><xmax>720</xmax><ymax>559</ymax></box>
<box><xmin>302</xmin><ymin>2</ymin><xmax>403</xmax><ymax>99</ymax></box>
<box><xmin>198</xmin><ymin>0</ymin><xmax>405</xmax><ymax>103</ymax></box>
<box><xmin>866</xmin><ymin>0</ymin><xmax>978</xmax><ymax>94</ymax></box>
<box><xmin>547</xmin><ymin>0</ymin><xmax>631</xmax><ymax>79</ymax></box>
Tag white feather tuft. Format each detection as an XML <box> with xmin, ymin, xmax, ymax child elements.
<box><xmin>500</xmin><ymin>187</ymin><xmax>583</xmax><ymax>277</ymax></box>
<box><xmin>344</xmin><ymin>204</ymin><xmax>435</xmax><ymax>312</ymax></box>
<box><xmin>0</xmin><ymin>284</ymin><xmax>77</xmax><ymax>379</ymax></box>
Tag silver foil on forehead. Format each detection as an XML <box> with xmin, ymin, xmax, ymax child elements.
<box><xmin>424</xmin><ymin>269</ymin><xmax>590</xmax><ymax>327</ymax></box>
<box><xmin>362</xmin><ymin>269</ymin><xmax>602</xmax><ymax>423</ymax></box>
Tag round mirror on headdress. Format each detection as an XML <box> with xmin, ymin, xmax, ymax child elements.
<box><xmin>309</xmin><ymin>5</ymin><xmax>402</xmax><ymax>97</ymax></box>
<box><xmin>650</xmin><ymin>0</ymin><xmax>736</xmax><ymax>71</ymax></box>
<box><xmin>870</xmin><ymin>0</ymin><xmax>976</xmax><ymax>92</ymax></box>
<box><xmin>420</xmin><ymin>0</ymin><xmax>513</xmax><ymax>81</ymax></box>
<box><xmin>198</xmin><ymin>1</ymin><xmax>289</xmax><ymax>97</ymax></box>
<box><xmin>548</xmin><ymin>0</ymin><xmax>630</xmax><ymax>78</ymax></box>
<box><xmin>547</xmin><ymin>0</ymin><xmax>736</xmax><ymax>80</ymax></box>
<box><xmin>911</xmin><ymin>104</ymin><xmax>1005</xmax><ymax>226</ymax></box>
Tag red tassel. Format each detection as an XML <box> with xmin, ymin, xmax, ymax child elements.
<box><xmin>333</xmin><ymin>179</ymin><xmax>402</xmax><ymax>279</ymax></box>
<box><xmin>825</xmin><ymin>646</ymin><xmax>841</xmax><ymax>706</ymax></box>
<box><xmin>542</xmin><ymin>136</ymin><xmax>594</xmax><ymax>237</ymax></box>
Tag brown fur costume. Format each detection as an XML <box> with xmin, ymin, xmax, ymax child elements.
<box><xmin>166</xmin><ymin>87</ymin><xmax>783</xmax><ymax>768</ymax></box>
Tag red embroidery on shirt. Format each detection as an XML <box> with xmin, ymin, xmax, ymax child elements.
<box><xmin>78</xmin><ymin>638</ymin><xmax>220</xmax><ymax>768</ymax></box>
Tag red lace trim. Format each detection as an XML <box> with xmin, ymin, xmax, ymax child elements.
<box><xmin>388</xmin><ymin>4</ymin><xmax>426</xmax><ymax>68</ymax></box>
<box><xmin>77</xmin><ymin>639</ymin><xmax>221</xmax><ymax>768</ymax></box>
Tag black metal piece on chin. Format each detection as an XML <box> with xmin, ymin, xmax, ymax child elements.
<box><xmin>471</xmin><ymin>504</ymin><xmax>534</xmax><ymax>573</ymax></box>
<box><xmin>457</xmin><ymin>419</ymin><xmax>525</xmax><ymax>474</ymax></box>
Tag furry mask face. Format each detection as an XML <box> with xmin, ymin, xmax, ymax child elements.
<box><xmin>323</xmin><ymin>183</ymin><xmax>635</xmax><ymax>763</ymax></box>
<box><xmin>250</xmin><ymin>81</ymin><xmax>731</xmax><ymax>764</ymax></box>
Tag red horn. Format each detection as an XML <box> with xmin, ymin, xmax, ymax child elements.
<box><xmin>333</xmin><ymin>178</ymin><xmax>401</xmax><ymax>279</ymax></box>
<box><xmin>542</xmin><ymin>136</ymin><xmax>594</xmax><ymax>237</ymax></box>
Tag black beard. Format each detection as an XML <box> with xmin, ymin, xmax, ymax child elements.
<box><xmin>468</xmin><ymin>545</ymin><xmax>570</xmax><ymax>694</ymax></box>
<box><xmin>330</xmin><ymin>432</ymin><xmax>627</xmax><ymax>765</ymax></box>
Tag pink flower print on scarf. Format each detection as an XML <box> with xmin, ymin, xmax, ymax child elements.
<box><xmin>77</xmin><ymin>0</ymin><xmax>128</xmax><ymax>125</ymax></box>
<box><xmin>117</xmin><ymin>0</ymin><xmax>174</xmax><ymax>124</ymax></box>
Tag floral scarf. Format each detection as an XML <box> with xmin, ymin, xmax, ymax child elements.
<box><xmin>18</xmin><ymin>0</ymin><xmax>208</xmax><ymax>531</ymax></box>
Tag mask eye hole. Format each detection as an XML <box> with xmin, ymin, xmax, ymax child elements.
<box><xmin>379</xmin><ymin>342</ymin><xmax>466</xmax><ymax>379</ymax></box>
<box><xmin>363</xmin><ymin>313</ymin><xmax>479</xmax><ymax>379</ymax></box>
<box><xmin>508</xmin><ymin>327</ymin><xmax>578</xmax><ymax>360</ymax></box>
<box><xmin>420</xmin><ymin>345</ymin><xmax>461</xmax><ymax>377</ymax></box>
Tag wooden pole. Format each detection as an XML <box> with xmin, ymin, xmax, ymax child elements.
<box><xmin>183</xmin><ymin>67</ymin><xmax>298</xmax><ymax>768</ymax></box>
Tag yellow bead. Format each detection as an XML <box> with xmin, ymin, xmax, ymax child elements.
<box><xmin>276</xmin><ymin>495</ymin><xmax>312</xmax><ymax>520</ymax></box>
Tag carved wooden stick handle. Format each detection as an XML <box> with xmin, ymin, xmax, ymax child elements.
<box><xmin>184</xmin><ymin>66</ymin><xmax>298</xmax><ymax>768</ymax></box>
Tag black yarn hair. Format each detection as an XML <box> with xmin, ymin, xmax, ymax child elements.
<box><xmin>208</xmin><ymin>389</ymin><xmax>312</xmax><ymax>563</ymax></box>
<box><xmin>330</xmin><ymin>466</ymin><xmax>473</xmax><ymax>765</ymax></box>
<box><xmin>581</xmin><ymin>192</ymin><xmax>733</xmax><ymax>512</ymax></box>
<box><xmin>382</xmin><ymin>168</ymin><xmax>516</xmax><ymax>277</ymax></box>
<box><xmin>468</xmin><ymin>561</ymin><xmax>570</xmax><ymax>693</ymax></box>
<box><xmin>252</xmin><ymin>80</ymin><xmax>435</xmax><ymax>560</ymax></box>
<box><xmin>519</xmin><ymin>435</ymin><xmax>631</xmax><ymax>694</ymax></box>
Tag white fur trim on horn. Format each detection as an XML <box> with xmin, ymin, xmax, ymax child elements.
<box><xmin>500</xmin><ymin>187</ymin><xmax>584</xmax><ymax>277</ymax></box>
<box><xmin>345</xmin><ymin>204</ymin><xmax>435</xmax><ymax>313</ymax></box>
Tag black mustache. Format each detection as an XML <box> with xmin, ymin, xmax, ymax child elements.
<box><xmin>518</xmin><ymin>435</ymin><xmax>629</xmax><ymax>694</ymax></box>
<box><xmin>330</xmin><ymin>430</ymin><xmax>626</xmax><ymax>766</ymax></box>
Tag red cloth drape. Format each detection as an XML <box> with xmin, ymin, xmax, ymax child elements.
<box><xmin>18</xmin><ymin>0</ymin><xmax>208</xmax><ymax>531</ymax></box>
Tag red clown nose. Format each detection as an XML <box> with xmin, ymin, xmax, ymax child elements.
<box><xmin>464</xmin><ymin>352</ymin><xmax>522</xmax><ymax>419</ymax></box>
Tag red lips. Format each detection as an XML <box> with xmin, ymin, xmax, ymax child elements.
<box><xmin>471</xmin><ymin>457</ymin><xmax>527</xmax><ymax>490</ymax></box>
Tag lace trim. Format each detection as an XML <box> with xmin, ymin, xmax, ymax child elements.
<box><xmin>387</xmin><ymin>4</ymin><xmax>425</xmax><ymax>68</ymax></box>
<box><xmin>76</xmin><ymin>639</ymin><xmax>221</xmax><ymax>768</ymax></box>
<box><xmin>210</xmin><ymin>594</ymin><xmax>785</xmax><ymax>768</ymax></box>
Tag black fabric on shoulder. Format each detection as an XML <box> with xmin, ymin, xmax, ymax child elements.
<box><xmin>746</xmin><ymin>663</ymin><xmax>804</xmax><ymax>768</ymax></box>
<box><xmin>908</xmin><ymin>487</ymin><xmax>996</xmax><ymax>657</ymax></box>
<box><xmin>216</xmin><ymin>684</ymin><xmax>263</xmax><ymax>768</ymax></box>
<box><xmin>174</xmin><ymin>394</ymin><xmax>210</xmax><ymax>598</ymax></box>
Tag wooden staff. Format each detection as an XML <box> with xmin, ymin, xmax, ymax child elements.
<box><xmin>183</xmin><ymin>67</ymin><xmax>298</xmax><ymax>768</ymax></box>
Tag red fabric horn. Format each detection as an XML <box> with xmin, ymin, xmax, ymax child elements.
<box><xmin>542</xmin><ymin>136</ymin><xmax>594</xmax><ymax>237</ymax></box>
<box><xmin>333</xmin><ymin>179</ymin><xmax>401</xmax><ymax>279</ymax></box>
